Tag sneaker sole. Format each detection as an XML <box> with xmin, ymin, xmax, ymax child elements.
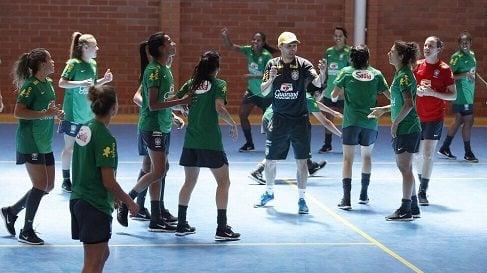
<box><xmin>148</xmin><ymin>228</ymin><xmax>176</xmax><ymax>233</ymax></box>
<box><xmin>358</xmin><ymin>199</ymin><xmax>369</xmax><ymax>205</ymax></box>
<box><xmin>175</xmin><ymin>231</ymin><xmax>196</xmax><ymax>236</ymax></box>
<box><xmin>437</xmin><ymin>151</ymin><xmax>456</xmax><ymax>160</ymax></box>
<box><xmin>298</xmin><ymin>210</ymin><xmax>309</xmax><ymax>214</ymax></box>
<box><xmin>214</xmin><ymin>236</ymin><xmax>240</xmax><ymax>241</ymax></box>
<box><xmin>18</xmin><ymin>238</ymin><xmax>44</xmax><ymax>245</ymax></box>
<box><xmin>130</xmin><ymin>217</ymin><xmax>151</xmax><ymax>221</ymax></box>
<box><xmin>412</xmin><ymin>214</ymin><xmax>421</xmax><ymax>218</ymax></box>
<box><xmin>418</xmin><ymin>202</ymin><xmax>429</xmax><ymax>206</ymax></box>
<box><xmin>385</xmin><ymin>217</ymin><xmax>414</xmax><ymax>221</ymax></box>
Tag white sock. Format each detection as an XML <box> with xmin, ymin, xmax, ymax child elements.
<box><xmin>299</xmin><ymin>189</ymin><xmax>306</xmax><ymax>199</ymax></box>
<box><xmin>266</xmin><ymin>186</ymin><xmax>274</xmax><ymax>195</ymax></box>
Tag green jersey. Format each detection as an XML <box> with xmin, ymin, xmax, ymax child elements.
<box><xmin>71</xmin><ymin>119</ymin><xmax>118</xmax><ymax>216</ymax></box>
<box><xmin>390</xmin><ymin>66</ymin><xmax>421</xmax><ymax>135</ymax></box>
<box><xmin>240</xmin><ymin>46</ymin><xmax>273</xmax><ymax>97</ymax></box>
<box><xmin>334</xmin><ymin>66</ymin><xmax>388</xmax><ymax>129</ymax></box>
<box><xmin>138</xmin><ymin>60</ymin><xmax>173</xmax><ymax>133</ymax></box>
<box><xmin>16</xmin><ymin>76</ymin><xmax>56</xmax><ymax>154</ymax></box>
<box><xmin>323</xmin><ymin>45</ymin><xmax>350</xmax><ymax>98</ymax></box>
<box><xmin>61</xmin><ymin>58</ymin><xmax>97</xmax><ymax>123</ymax></box>
<box><xmin>449</xmin><ymin>50</ymin><xmax>477</xmax><ymax>104</ymax></box>
<box><xmin>177</xmin><ymin>77</ymin><xmax>227</xmax><ymax>151</ymax></box>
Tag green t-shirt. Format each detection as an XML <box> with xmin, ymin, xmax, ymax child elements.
<box><xmin>71</xmin><ymin>119</ymin><xmax>118</xmax><ymax>216</ymax></box>
<box><xmin>390</xmin><ymin>66</ymin><xmax>421</xmax><ymax>135</ymax></box>
<box><xmin>138</xmin><ymin>60</ymin><xmax>173</xmax><ymax>133</ymax></box>
<box><xmin>16</xmin><ymin>76</ymin><xmax>56</xmax><ymax>154</ymax></box>
<box><xmin>323</xmin><ymin>45</ymin><xmax>350</xmax><ymax>98</ymax></box>
<box><xmin>240</xmin><ymin>46</ymin><xmax>273</xmax><ymax>97</ymax></box>
<box><xmin>61</xmin><ymin>58</ymin><xmax>97</xmax><ymax>123</ymax></box>
<box><xmin>177</xmin><ymin>77</ymin><xmax>227</xmax><ymax>151</ymax></box>
<box><xmin>334</xmin><ymin>65</ymin><xmax>388</xmax><ymax>130</ymax></box>
<box><xmin>449</xmin><ymin>50</ymin><xmax>477</xmax><ymax>104</ymax></box>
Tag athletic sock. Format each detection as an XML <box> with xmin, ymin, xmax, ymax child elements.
<box><xmin>342</xmin><ymin>178</ymin><xmax>352</xmax><ymax>203</ymax></box>
<box><xmin>464</xmin><ymin>141</ymin><xmax>472</xmax><ymax>153</ymax></box>
<box><xmin>178</xmin><ymin>205</ymin><xmax>188</xmax><ymax>225</ymax></box>
<box><xmin>442</xmin><ymin>135</ymin><xmax>454</xmax><ymax>148</ymax></box>
<box><xmin>400</xmin><ymin>198</ymin><xmax>412</xmax><ymax>212</ymax></box>
<box><xmin>217</xmin><ymin>209</ymin><xmax>227</xmax><ymax>229</ymax></box>
<box><xmin>419</xmin><ymin>178</ymin><xmax>430</xmax><ymax>193</ymax></box>
<box><xmin>324</xmin><ymin>133</ymin><xmax>332</xmax><ymax>146</ymax></box>
<box><xmin>9</xmin><ymin>190</ymin><xmax>31</xmax><ymax>216</ymax></box>
<box><xmin>360</xmin><ymin>173</ymin><xmax>371</xmax><ymax>197</ymax></box>
<box><xmin>23</xmin><ymin>187</ymin><xmax>46</xmax><ymax>230</ymax></box>
<box><xmin>62</xmin><ymin>169</ymin><xmax>70</xmax><ymax>180</ymax></box>
<box><xmin>243</xmin><ymin>129</ymin><xmax>253</xmax><ymax>145</ymax></box>
<box><xmin>150</xmin><ymin>201</ymin><xmax>161</xmax><ymax>222</ymax></box>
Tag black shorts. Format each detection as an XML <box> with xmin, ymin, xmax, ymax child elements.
<box><xmin>265</xmin><ymin>114</ymin><xmax>311</xmax><ymax>160</ymax></box>
<box><xmin>179</xmin><ymin>148</ymin><xmax>228</xmax><ymax>168</ymax></box>
<box><xmin>321</xmin><ymin>97</ymin><xmax>344</xmax><ymax>109</ymax></box>
<box><xmin>70</xmin><ymin>199</ymin><xmax>112</xmax><ymax>244</ymax></box>
<box><xmin>241</xmin><ymin>91</ymin><xmax>272</xmax><ymax>111</ymax></box>
<box><xmin>420</xmin><ymin>120</ymin><xmax>443</xmax><ymax>140</ymax></box>
<box><xmin>138</xmin><ymin>132</ymin><xmax>171</xmax><ymax>156</ymax></box>
<box><xmin>452</xmin><ymin>104</ymin><xmax>474</xmax><ymax>116</ymax></box>
<box><xmin>16</xmin><ymin>152</ymin><xmax>54</xmax><ymax>166</ymax></box>
<box><xmin>392</xmin><ymin>132</ymin><xmax>421</xmax><ymax>154</ymax></box>
<box><xmin>342</xmin><ymin>126</ymin><xmax>378</xmax><ymax>146</ymax></box>
<box><xmin>139</xmin><ymin>130</ymin><xmax>169</xmax><ymax>152</ymax></box>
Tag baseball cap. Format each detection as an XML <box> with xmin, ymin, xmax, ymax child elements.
<box><xmin>278</xmin><ymin>32</ymin><xmax>300</xmax><ymax>45</ymax></box>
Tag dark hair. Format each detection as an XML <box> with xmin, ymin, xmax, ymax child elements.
<box><xmin>350</xmin><ymin>44</ymin><xmax>369</xmax><ymax>69</ymax></box>
<box><xmin>88</xmin><ymin>85</ymin><xmax>117</xmax><ymax>116</ymax></box>
<box><xmin>140</xmin><ymin>32</ymin><xmax>166</xmax><ymax>79</ymax></box>
<box><xmin>254</xmin><ymin>32</ymin><xmax>278</xmax><ymax>55</ymax></box>
<box><xmin>427</xmin><ymin>36</ymin><xmax>444</xmax><ymax>49</ymax></box>
<box><xmin>69</xmin><ymin>32</ymin><xmax>95</xmax><ymax>59</ymax></box>
<box><xmin>334</xmin><ymin>26</ymin><xmax>348</xmax><ymax>38</ymax></box>
<box><xmin>457</xmin><ymin>31</ymin><xmax>472</xmax><ymax>43</ymax></box>
<box><xmin>394</xmin><ymin>40</ymin><xmax>420</xmax><ymax>66</ymax></box>
<box><xmin>189</xmin><ymin>51</ymin><xmax>220</xmax><ymax>94</ymax></box>
<box><xmin>139</xmin><ymin>41</ymin><xmax>149</xmax><ymax>83</ymax></box>
<box><xmin>11</xmin><ymin>48</ymin><xmax>49</xmax><ymax>90</ymax></box>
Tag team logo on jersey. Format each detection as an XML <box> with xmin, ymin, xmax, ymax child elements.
<box><xmin>249</xmin><ymin>62</ymin><xmax>259</xmax><ymax>73</ymax></box>
<box><xmin>31</xmin><ymin>153</ymin><xmax>39</xmax><ymax>161</ymax></box>
<box><xmin>291</xmin><ymin>70</ymin><xmax>299</xmax><ymax>81</ymax></box>
<box><xmin>433</xmin><ymin>69</ymin><xmax>440</xmax><ymax>78</ymax></box>
<box><xmin>195</xmin><ymin>81</ymin><xmax>212</xmax><ymax>94</ymax></box>
<box><xmin>420</xmin><ymin>79</ymin><xmax>431</xmax><ymax>87</ymax></box>
<box><xmin>329</xmin><ymin>62</ymin><xmax>339</xmax><ymax>70</ymax></box>
<box><xmin>279</xmin><ymin>83</ymin><xmax>293</xmax><ymax>92</ymax></box>
<box><xmin>339</xmin><ymin>54</ymin><xmax>345</xmax><ymax>60</ymax></box>
<box><xmin>400</xmin><ymin>75</ymin><xmax>410</xmax><ymax>86</ymax></box>
<box><xmin>102</xmin><ymin>143</ymin><xmax>116</xmax><ymax>158</ymax></box>
<box><xmin>79</xmin><ymin>86</ymin><xmax>88</xmax><ymax>95</ymax></box>
<box><xmin>352</xmin><ymin>70</ymin><xmax>375</xmax><ymax>81</ymax></box>
<box><xmin>75</xmin><ymin>126</ymin><xmax>92</xmax><ymax>147</ymax></box>
<box><xmin>19</xmin><ymin>87</ymin><xmax>32</xmax><ymax>98</ymax></box>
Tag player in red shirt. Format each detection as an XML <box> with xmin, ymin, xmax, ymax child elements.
<box><xmin>413</xmin><ymin>36</ymin><xmax>456</xmax><ymax>206</ymax></box>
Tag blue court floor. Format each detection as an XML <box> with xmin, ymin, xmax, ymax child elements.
<box><xmin>0</xmin><ymin>122</ymin><xmax>486</xmax><ymax>273</ymax></box>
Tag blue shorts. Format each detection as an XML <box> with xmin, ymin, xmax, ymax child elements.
<box><xmin>138</xmin><ymin>132</ymin><xmax>170</xmax><ymax>156</ymax></box>
<box><xmin>16</xmin><ymin>152</ymin><xmax>54</xmax><ymax>166</ymax></box>
<box><xmin>139</xmin><ymin>130</ymin><xmax>169</xmax><ymax>153</ymax></box>
<box><xmin>452</xmin><ymin>104</ymin><xmax>474</xmax><ymax>116</ymax></box>
<box><xmin>265</xmin><ymin>114</ymin><xmax>311</xmax><ymax>160</ymax></box>
<box><xmin>70</xmin><ymin>199</ymin><xmax>112</xmax><ymax>244</ymax></box>
<box><xmin>179</xmin><ymin>148</ymin><xmax>228</xmax><ymax>168</ymax></box>
<box><xmin>342</xmin><ymin>126</ymin><xmax>378</xmax><ymax>146</ymax></box>
<box><xmin>392</xmin><ymin>132</ymin><xmax>421</xmax><ymax>154</ymax></box>
<box><xmin>420</xmin><ymin>120</ymin><xmax>443</xmax><ymax>140</ymax></box>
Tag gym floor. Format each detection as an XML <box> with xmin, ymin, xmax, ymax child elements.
<box><xmin>0</xmin><ymin>122</ymin><xmax>485</xmax><ymax>273</ymax></box>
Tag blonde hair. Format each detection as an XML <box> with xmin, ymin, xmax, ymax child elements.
<box><xmin>69</xmin><ymin>32</ymin><xmax>95</xmax><ymax>59</ymax></box>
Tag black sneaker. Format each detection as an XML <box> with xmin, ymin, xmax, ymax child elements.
<box><xmin>131</xmin><ymin>207</ymin><xmax>151</xmax><ymax>221</ymax></box>
<box><xmin>175</xmin><ymin>221</ymin><xmax>196</xmax><ymax>236</ymax></box>
<box><xmin>385</xmin><ymin>209</ymin><xmax>413</xmax><ymax>221</ymax></box>
<box><xmin>162</xmin><ymin>209</ymin><xmax>178</xmax><ymax>223</ymax></box>
<box><xmin>437</xmin><ymin>147</ymin><xmax>456</xmax><ymax>160</ymax></box>
<box><xmin>18</xmin><ymin>229</ymin><xmax>44</xmax><ymax>245</ymax></box>
<box><xmin>318</xmin><ymin>144</ymin><xmax>332</xmax><ymax>153</ymax></box>
<box><xmin>215</xmin><ymin>225</ymin><xmax>240</xmax><ymax>241</ymax></box>
<box><xmin>249</xmin><ymin>170</ymin><xmax>266</xmax><ymax>185</ymax></box>
<box><xmin>117</xmin><ymin>202</ymin><xmax>129</xmax><ymax>227</ymax></box>
<box><xmin>308</xmin><ymin>160</ymin><xmax>327</xmax><ymax>176</ymax></box>
<box><xmin>62</xmin><ymin>179</ymin><xmax>72</xmax><ymax>193</ymax></box>
<box><xmin>358</xmin><ymin>194</ymin><xmax>369</xmax><ymax>205</ymax></box>
<box><xmin>464</xmin><ymin>151</ymin><xmax>479</xmax><ymax>163</ymax></box>
<box><xmin>418</xmin><ymin>191</ymin><xmax>429</xmax><ymax>206</ymax></box>
<box><xmin>337</xmin><ymin>199</ymin><xmax>352</xmax><ymax>210</ymax></box>
<box><xmin>239</xmin><ymin>143</ymin><xmax>255</xmax><ymax>152</ymax></box>
<box><xmin>411</xmin><ymin>206</ymin><xmax>421</xmax><ymax>218</ymax></box>
<box><xmin>1</xmin><ymin>207</ymin><xmax>17</xmax><ymax>236</ymax></box>
<box><xmin>148</xmin><ymin>219</ymin><xmax>177</xmax><ymax>232</ymax></box>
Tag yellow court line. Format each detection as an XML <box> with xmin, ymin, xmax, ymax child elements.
<box><xmin>285</xmin><ymin>180</ymin><xmax>424</xmax><ymax>273</ymax></box>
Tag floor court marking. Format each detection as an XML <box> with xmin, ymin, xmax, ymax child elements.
<box><xmin>283</xmin><ymin>179</ymin><xmax>424</xmax><ymax>273</ymax></box>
